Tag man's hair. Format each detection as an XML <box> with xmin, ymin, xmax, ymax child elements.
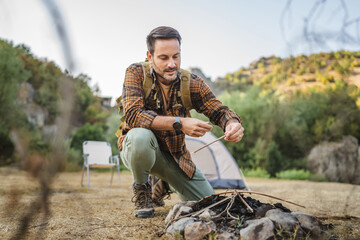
<box><xmin>146</xmin><ymin>26</ymin><xmax>182</xmax><ymax>55</ymax></box>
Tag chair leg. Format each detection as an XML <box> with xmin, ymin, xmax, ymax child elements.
<box><xmin>81</xmin><ymin>165</ymin><xmax>85</xmax><ymax>187</ymax></box>
<box><xmin>110</xmin><ymin>168</ymin><xmax>115</xmax><ymax>187</ymax></box>
<box><xmin>86</xmin><ymin>165</ymin><xmax>90</xmax><ymax>187</ymax></box>
<box><xmin>117</xmin><ymin>165</ymin><xmax>120</xmax><ymax>188</ymax></box>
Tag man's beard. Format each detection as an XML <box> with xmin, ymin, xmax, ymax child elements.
<box><xmin>153</xmin><ymin>63</ymin><xmax>178</xmax><ymax>82</ymax></box>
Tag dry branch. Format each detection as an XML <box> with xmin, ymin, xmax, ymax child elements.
<box><xmin>213</xmin><ymin>190</ymin><xmax>306</xmax><ymax>208</ymax></box>
<box><xmin>235</xmin><ymin>190</ymin><xmax>254</xmax><ymax>213</ymax></box>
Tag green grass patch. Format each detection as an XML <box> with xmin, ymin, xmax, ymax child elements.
<box><xmin>243</xmin><ymin>168</ymin><xmax>270</xmax><ymax>178</ymax></box>
<box><xmin>275</xmin><ymin>169</ymin><xmax>310</xmax><ymax>180</ymax></box>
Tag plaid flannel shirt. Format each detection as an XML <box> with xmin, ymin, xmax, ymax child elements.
<box><xmin>118</xmin><ymin>63</ymin><xmax>242</xmax><ymax>179</ymax></box>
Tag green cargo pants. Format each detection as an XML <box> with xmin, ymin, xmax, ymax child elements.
<box><xmin>120</xmin><ymin>128</ymin><xmax>214</xmax><ymax>201</ymax></box>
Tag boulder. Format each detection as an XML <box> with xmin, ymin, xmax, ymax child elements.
<box><xmin>307</xmin><ymin>136</ymin><xmax>360</xmax><ymax>184</ymax></box>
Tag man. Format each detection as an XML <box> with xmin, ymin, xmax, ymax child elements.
<box><xmin>118</xmin><ymin>26</ymin><xmax>244</xmax><ymax>218</ymax></box>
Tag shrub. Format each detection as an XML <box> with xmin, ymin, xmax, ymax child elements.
<box><xmin>243</xmin><ymin>168</ymin><xmax>270</xmax><ymax>178</ymax></box>
<box><xmin>287</xmin><ymin>78</ymin><xmax>296</xmax><ymax>86</ymax></box>
<box><xmin>264</xmin><ymin>141</ymin><xmax>285</xmax><ymax>177</ymax></box>
<box><xmin>105</xmin><ymin>111</ymin><xmax>122</xmax><ymax>154</ymax></box>
<box><xmin>65</xmin><ymin>148</ymin><xmax>82</xmax><ymax>171</ymax></box>
<box><xmin>70</xmin><ymin>123</ymin><xmax>106</xmax><ymax>153</ymax></box>
<box><xmin>0</xmin><ymin>130</ymin><xmax>15</xmax><ymax>166</ymax></box>
<box><xmin>275</xmin><ymin>169</ymin><xmax>310</xmax><ymax>180</ymax></box>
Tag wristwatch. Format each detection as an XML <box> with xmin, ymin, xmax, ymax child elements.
<box><xmin>173</xmin><ymin>117</ymin><xmax>182</xmax><ymax>130</ymax></box>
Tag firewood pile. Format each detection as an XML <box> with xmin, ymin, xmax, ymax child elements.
<box><xmin>164</xmin><ymin>190</ymin><xmax>327</xmax><ymax>239</ymax></box>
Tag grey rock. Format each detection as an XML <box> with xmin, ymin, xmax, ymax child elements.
<box><xmin>265</xmin><ymin>209</ymin><xmax>300</xmax><ymax>232</ymax></box>
<box><xmin>292</xmin><ymin>212</ymin><xmax>322</xmax><ymax>237</ymax></box>
<box><xmin>166</xmin><ymin>217</ymin><xmax>196</xmax><ymax>235</ymax></box>
<box><xmin>240</xmin><ymin>217</ymin><xmax>274</xmax><ymax>240</ymax></box>
<box><xmin>184</xmin><ymin>221</ymin><xmax>216</xmax><ymax>240</ymax></box>
<box><xmin>165</xmin><ymin>202</ymin><xmax>186</xmax><ymax>224</ymax></box>
<box><xmin>175</xmin><ymin>206</ymin><xmax>193</xmax><ymax>219</ymax></box>
<box><xmin>185</xmin><ymin>200</ymin><xmax>198</xmax><ymax>208</ymax></box>
<box><xmin>198</xmin><ymin>209</ymin><xmax>216</xmax><ymax>222</ymax></box>
<box><xmin>216</xmin><ymin>231</ymin><xmax>237</xmax><ymax>240</ymax></box>
<box><xmin>255</xmin><ymin>204</ymin><xmax>274</xmax><ymax>218</ymax></box>
<box><xmin>19</xmin><ymin>82</ymin><xmax>35</xmax><ymax>104</ymax></box>
<box><xmin>308</xmin><ymin>135</ymin><xmax>360</xmax><ymax>184</ymax></box>
<box><xmin>23</xmin><ymin>104</ymin><xmax>48</xmax><ymax>128</ymax></box>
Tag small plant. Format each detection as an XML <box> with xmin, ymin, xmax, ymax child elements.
<box><xmin>237</xmin><ymin>216</ymin><xmax>245</xmax><ymax>227</ymax></box>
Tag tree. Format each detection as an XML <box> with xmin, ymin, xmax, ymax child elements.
<box><xmin>0</xmin><ymin>40</ymin><xmax>30</xmax><ymax>165</ymax></box>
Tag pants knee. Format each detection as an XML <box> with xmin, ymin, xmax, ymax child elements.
<box><xmin>127</xmin><ymin>128</ymin><xmax>157</xmax><ymax>152</ymax></box>
<box><xmin>123</xmin><ymin>128</ymin><xmax>158</xmax><ymax>166</ymax></box>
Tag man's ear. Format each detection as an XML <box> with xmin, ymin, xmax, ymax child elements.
<box><xmin>146</xmin><ymin>51</ymin><xmax>153</xmax><ymax>64</ymax></box>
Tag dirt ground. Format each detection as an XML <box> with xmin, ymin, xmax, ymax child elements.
<box><xmin>0</xmin><ymin>169</ymin><xmax>359</xmax><ymax>240</ymax></box>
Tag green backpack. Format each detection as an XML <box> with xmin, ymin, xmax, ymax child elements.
<box><xmin>115</xmin><ymin>61</ymin><xmax>192</xmax><ymax>138</ymax></box>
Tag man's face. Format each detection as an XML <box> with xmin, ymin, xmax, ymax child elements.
<box><xmin>147</xmin><ymin>38</ymin><xmax>181</xmax><ymax>83</ymax></box>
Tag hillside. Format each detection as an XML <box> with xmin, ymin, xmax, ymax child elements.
<box><xmin>191</xmin><ymin>50</ymin><xmax>360</xmax><ymax>182</ymax></box>
<box><xmin>214</xmin><ymin>51</ymin><xmax>360</xmax><ymax>94</ymax></box>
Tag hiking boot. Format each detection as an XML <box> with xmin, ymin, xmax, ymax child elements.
<box><xmin>131</xmin><ymin>182</ymin><xmax>154</xmax><ymax>218</ymax></box>
<box><xmin>150</xmin><ymin>176</ymin><xmax>171</xmax><ymax>207</ymax></box>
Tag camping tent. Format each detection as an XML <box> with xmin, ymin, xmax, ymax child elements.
<box><xmin>185</xmin><ymin>132</ymin><xmax>249</xmax><ymax>190</ymax></box>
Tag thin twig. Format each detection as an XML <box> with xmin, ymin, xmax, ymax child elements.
<box><xmin>191</xmin><ymin>135</ymin><xmax>225</xmax><ymax>154</ymax></box>
<box><xmin>213</xmin><ymin>195</ymin><xmax>234</xmax><ymax>219</ymax></box>
<box><xmin>212</xmin><ymin>190</ymin><xmax>306</xmax><ymax>209</ymax></box>
<box><xmin>225</xmin><ymin>196</ymin><xmax>238</xmax><ymax>220</ymax></box>
<box><xmin>235</xmin><ymin>190</ymin><xmax>254</xmax><ymax>213</ymax></box>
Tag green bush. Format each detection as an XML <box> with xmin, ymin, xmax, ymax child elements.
<box><xmin>0</xmin><ymin>130</ymin><xmax>15</xmax><ymax>166</ymax></box>
<box><xmin>70</xmin><ymin>123</ymin><xmax>106</xmax><ymax>153</ymax></box>
<box><xmin>276</xmin><ymin>169</ymin><xmax>310</xmax><ymax>180</ymax></box>
<box><xmin>65</xmin><ymin>148</ymin><xmax>82</xmax><ymax>172</ymax></box>
<box><xmin>105</xmin><ymin>110</ymin><xmax>122</xmax><ymax>154</ymax></box>
<box><xmin>243</xmin><ymin>168</ymin><xmax>270</xmax><ymax>178</ymax></box>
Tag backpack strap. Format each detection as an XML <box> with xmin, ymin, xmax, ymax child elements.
<box><xmin>141</xmin><ymin>62</ymin><xmax>154</xmax><ymax>99</ymax></box>
<box><xmin>180</xmin><ymin>69</ymin><xmax>192</xmax><ymax>117</ymax></box>
<box><xmin>141</xmin><ymin>61</ymin><xmax>192</xmax><ymax>116</ymax></box>
<box><xmin>115</xmin><ymin>96</ymin><xmax>125</xmax><ymax>138</ymax></box>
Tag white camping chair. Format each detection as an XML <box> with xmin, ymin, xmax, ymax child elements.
<box><xmin>81</xmin><ymin>141</ymin><xmax>120</xmax><ymax>187</ymax></box>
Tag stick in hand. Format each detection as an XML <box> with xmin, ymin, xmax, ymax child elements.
<box><xmin>191</xmin><ymin>135</ymin><xmax>225</xmax><ymax>154</ymax></box>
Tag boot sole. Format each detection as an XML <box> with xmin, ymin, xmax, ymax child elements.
<box><xmin>134</xmin><ymin>208</ymin><xmax>154</xmax><ymax>218</ymax></box>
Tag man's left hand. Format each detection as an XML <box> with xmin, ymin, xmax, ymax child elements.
<box><xmin>225</xmin><ymin>120</ymin><xmax>244</xmax><ymax>142</ymax></box>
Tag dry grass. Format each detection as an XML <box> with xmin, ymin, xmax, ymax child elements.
<box><xmin>0</xmin><ymin>169</ymin><xmax>359</xmax><ymax>239</ymax></box>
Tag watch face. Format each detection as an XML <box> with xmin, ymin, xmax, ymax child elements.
<box><xmin>173</xmin><ymin>117</ymin><xmax>182</xmax><ymax>130</ymax></box>
<box><xmin>173</xmin><ymin>122</ymin><xmax>182</xmax><ymax>130</ymax></box>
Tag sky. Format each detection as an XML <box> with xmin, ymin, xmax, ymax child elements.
<box><xmin>1</xmin><ymin>0</ymin><xmax>360</xmax><ymax>104</ymax></box>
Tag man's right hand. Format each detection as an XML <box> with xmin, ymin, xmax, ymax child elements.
<box><xmin>181</xmin><ymin>118</ymin><xmax>212</xmax><ymax>137</ymax></box>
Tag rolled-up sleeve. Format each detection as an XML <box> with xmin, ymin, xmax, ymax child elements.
<box><xmin>191</xmin><ymin>76</ymin><xmax>242</xmax><ymax>131</ymax></box>
<box><xmin>122</xmin><ymin>64</ymin><xmax>158</xmax><ymax>129</ymax></box>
